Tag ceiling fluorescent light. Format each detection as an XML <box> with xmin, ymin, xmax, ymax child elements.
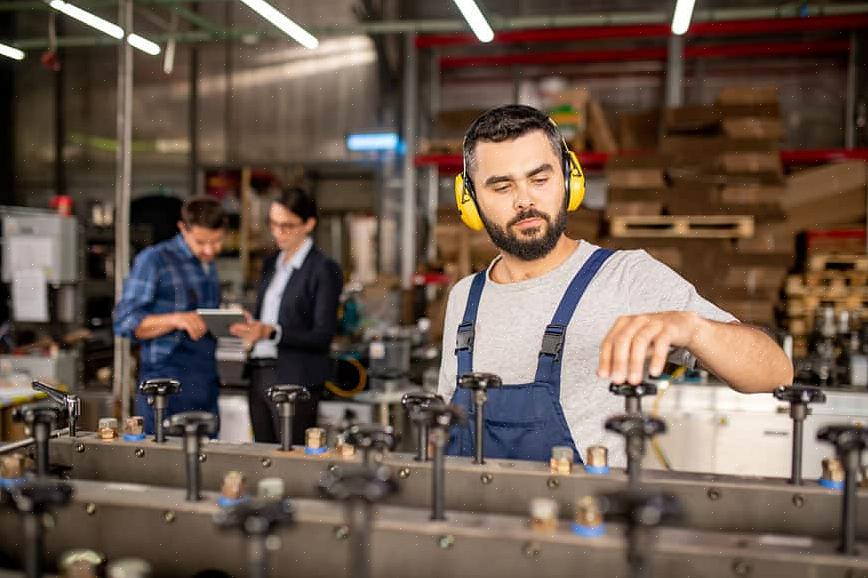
<box><xmin>452</xmin><ymin>0</ymin><xmax>494</xmax><ymax>43</ymax></box>
<box><xmin>0</xmin><ymin>42</ymin><xmax>24</xmax><ymax>61</ymax></box>
<box><xmin>49</xmin><ymin>0</ymin><xmax>124</xmax><ymax>40</ymax></box>
<box><xmin>237</xmin><ymin>0</ymin><xmax>319</xmax><ymax>49</ymax></box>
<box><xmin>127</xmin><ymin>33</ymin><xmax>161</xmax><ymax>56</ymax></box>
<box><xmin>671</xmin><ymin>0</ymin><xmax>697</xmax><ymax>36</ymax></box>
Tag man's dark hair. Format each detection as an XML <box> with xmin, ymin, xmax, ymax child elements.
<box><xmin>181</xmin><ymin>196</ymin><xmax>227</xmax><ymax>230</ymax></box>
<box><xmin>463</xmin><ymin>104</ymin><xmax>565</xmax><ymax>179</ymax></box>
<box><xmin>275</xmin><ymin>187</ymin><xmax>318</xmax><ymax>223</ymax></box>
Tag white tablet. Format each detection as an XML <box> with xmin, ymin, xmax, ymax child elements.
<box><xmin>196</xmin><ymin>308</ymin><xmax>246</xmax><ymax>338</ymax></box>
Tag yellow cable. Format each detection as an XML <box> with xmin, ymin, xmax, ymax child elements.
<box><xmin>648</xmin><ymin>366</ymin><xmax>685</xmax><ymax>471</ymax></box>
<box><xmin>324</xmin><ymin>356</ymin><xmax>367</xmax><ymax>399</ymax></box>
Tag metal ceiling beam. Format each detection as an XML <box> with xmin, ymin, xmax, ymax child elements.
<box><xmin>7</xmin><ymin>4</ymin><xmax>868</xmax><ymax>50</ymax></box>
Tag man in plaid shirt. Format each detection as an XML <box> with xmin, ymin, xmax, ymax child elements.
<box><xmin>114</xmin><ymin>196</ymin><xmax>226</xmax><ymax>434</ymax></box>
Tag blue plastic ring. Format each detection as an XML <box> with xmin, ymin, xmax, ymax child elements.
<box><xmin>305</xmin><ymin>447</ymin><xmax>328</xmax><ymax>455</ymax></box>
<box><xmin>572</xmin><ymin>523</ymin><xmax>605</xmax><ymax>538</ymax></box>
<box><xmin>122</xmin><ymin>434</ymin><xmax>146</xmax><ymax>442</ymax></box>
<box><xmin>819</xmin><ymin>477</ymin><xmax>844</xmax><ymax>491</ymax></box>
<box><xmin>584</xmin><ymin>465</ymin><xmax>610</xmax><ymax>475</ymax></box>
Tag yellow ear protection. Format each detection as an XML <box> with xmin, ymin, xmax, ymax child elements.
<box><xmin>454</xmin><ymin>119</ymin><xmax>585</xmax><ymax>231</ymax></box>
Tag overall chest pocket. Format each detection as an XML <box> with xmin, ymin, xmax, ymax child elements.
<box><xmin>472</xmin><ymin>383</ymin><xmax>553</xmax><ymax>430</ymax></box>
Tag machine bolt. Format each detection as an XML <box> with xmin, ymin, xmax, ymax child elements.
<box><xmin>792</xmin><ymin>494</ymin><xmax>806</xmax><ymax>508</ymax></box>
<box><xmin>84</xmin><ymin>503</ymin><xmax>96</xmax><ymax>516</ymax></box>
<box><xmin>546</xmin><ymin>477</ymin><xmax>560</xmax><ymax>490</ymax></box>
<box><xmin>162</xmin><ymin>511</ymin><xmax>176</xmax><ymax>524</ymax></box>
<box><xmin>198</xmin><ymin>453</ymin><xmax>207</xmax><ymax>464</ymax></box>
<box><xmin>134</xmin><ymin>449</ymin><xmax>145</xmax><ymax>459</ymax></box>
<box><xmin>437</xmin><ymin>534</ymin><xmax>455</xmax><ymax>549</ymax></box>
<box><xmin>480</xmin><ymin>473</ymin><xmax>493</xmax><ymax>485</ymax></box>
<box><xmin>327</xmin><ymin>464</ymin><xmax>339</xmax><ymax>474</ymax></box>
<box><xmin>707</xmin><ymin>488</ymin><xmax>722</xmax><ymax>501</ymax></box>
<box><xmin>261</xmin><ymin>458</ymin><xmax>272</xmax><ymax>469</ymax></box>
<box><xmin>334</xmin><ymin>525</ymin><xmax>350</xmax><ymax>541</ymax></box>
<box><xmin>74</xmin><ymin>443</ymin><xmax>85</xmax><ymax>454</ymax></box>
<box><xmin>398</xmin><ymin>467</ymin><xmax>411</xmax><ymax>480</ymax></box>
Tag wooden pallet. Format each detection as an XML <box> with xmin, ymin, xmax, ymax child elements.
<box><xmin>786</xmin><ymin>295</ymin><xmax>868</xmax><ymax>317</ymax></box>
<box><xmin>609</xmin><ymin>215</ymin><xmax>754</xmax><ymax>239</ymax></box>
<box><xmin>807</xmin><ymin>253</ymin><xmax>868</xmax><ymax>273</ymax></box>
<box><xmin>786</xmin><ymin>274</ymin><xmax>868</xmax><ymax>298</ymax></box>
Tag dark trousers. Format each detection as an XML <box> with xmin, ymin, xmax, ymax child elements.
<box><xmin>248</xmin><ymin>363</ymin><xmax>321</xmax><ymax>445</ymax></box>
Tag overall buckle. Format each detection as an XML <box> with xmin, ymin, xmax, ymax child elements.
<box><xmin>539</xmin><ymin>324</ymin><xmax>566</xmax><ymax>360</ymax></box>
<box><xmin>455</xmin><ymin>322</ymin><xmax>475</xmax><ymax>353</ymax></box>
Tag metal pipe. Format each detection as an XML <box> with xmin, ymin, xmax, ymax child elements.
<box><xmin>846</xmin><ymin>32</ymin><xmax>858</xmax><ymax>149</ymax></box>
<box><xmin>183</xmin><ymin>430</ymin><xmax>202</xmax><ymax>502</ymax></box>
<box><xmin>112</xmin><ymin>0</ymin><xmax>133</xmax><ymax>428</ymax></box>
<box><xmin>473</xmin><ymin>392</ymin><xmax>485</xmax><ymax>465</ymax></box>
<box><xmin>22</xmin><ymin>513</ymin><xmax>43</xmax><ymax>578</ymax></box>
<box><xmin>626</xmin><ymin>435</ymin><xmax>642</xmax><ymax>487</ymax></box>
<box><xmin>279</xmin><ymin>403</ymin><xmax>293</xmax><ymax>452</ymax></box>
<box><xmin>840</xmin><ymin>448</ymin><xmax>860</xmax><ymax>554</ymax></box>
<box><xmin>791</xmin><ymin>417</ymin><xmax>804</xmax><ymax>485</ymax></box>
<box><xmin>347</xmin><ymin>501</ymin><xmax>372</xmax><ymax>578</ymax></box>
<box><xmin>154</xmin><ymin>396</ymin><xmax>168</xmax><ymax>443</ymax></box>
<box><xmin>416</xmin><ymin>423</ymin><xmax>429</xmax><ymax>462</ymax></box>
<box><xmin>430</xmin><ymin>429</ymin><xmax>446</xmax><ymax>521</ymax></box>
<box><xmin>0</xmin><ymin>428</ymin><xmax>69</xmax><ymax>456</ymax></box>
<box><xmin>400</xmin><ymin>31</ymin><xmax>418</xmax><ymax>291</ymax></box>
<box><xmin>247</xmin><ymin>532</ymin><xmax>267</xmax><ymax>578</ymax></box>
<box><xmin>33</xmin><ymin>421</ymin><xmax>50</xmax><ymax>478</ymax></box>
<box><xmin>625</xmin><ymin>397</ymin><xmax>640</xmax><ymax>415</ymax></box>
<box><xmin>664</xmin><ymin>34</ymin><xmax>684</xmax><ymax>108</ymax></box>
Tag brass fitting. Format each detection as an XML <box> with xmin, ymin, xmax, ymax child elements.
<box><xmin>550</xmin><ymin>446</ymin><xmax>573</xmax><ymax>475</ymax></box>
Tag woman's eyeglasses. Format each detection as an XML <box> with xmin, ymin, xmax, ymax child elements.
<box><xmin>268</xmin><ymin>218</ymin><xmax>305</xmax><ymax>234</ymax></box>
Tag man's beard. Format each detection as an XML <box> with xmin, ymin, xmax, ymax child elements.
<box><xmin>481</xmin><ymin>205</ymin><xmax>567</xmax><ymax>261</ymax></box>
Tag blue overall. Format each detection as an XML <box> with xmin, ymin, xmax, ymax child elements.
<box><xmin>446</xmin><ymin>248</ymin><xmax>615</xmax><ymax>462</ymax></box>
<box><xmin>134</xmin><ymin>246</ymin><xmax>221</xmax><ymax>436</ymax></box>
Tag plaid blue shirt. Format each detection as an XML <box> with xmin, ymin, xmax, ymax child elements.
<box><xmin>113</xmin><ymin>234</ymin><xmax>221</xmax><ymax>369</ymax></box>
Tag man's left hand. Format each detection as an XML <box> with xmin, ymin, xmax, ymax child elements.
<box><xmin>597</xmin><ymin>311</ymin><xmax>703</xmax><ymax>385</ymax></box>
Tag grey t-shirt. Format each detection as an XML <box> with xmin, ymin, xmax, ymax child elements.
<box><xmin>437</xmin><ymin>241</ymin><xmax>736</xmax><ymax>467</ymax></box>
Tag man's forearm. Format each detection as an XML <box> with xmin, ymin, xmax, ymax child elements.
<box><xmin>134</xmin><ymin>313</ymin><xmax>178</xmax><ymax>340</ymax></box>
<box><xmin>689</xmin><ymin>318</ymin><xmax>793</xmax><ymax>393</ymax></box>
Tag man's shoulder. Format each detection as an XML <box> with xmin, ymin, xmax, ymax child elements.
<box><xmin>448</xmin><ymin>270</ymin><xmax>484</xmax><ymax>300</ymax></box>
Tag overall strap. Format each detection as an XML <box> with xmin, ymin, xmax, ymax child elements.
<box><xmin>455</xmin><ymin>270</ymin><xmax>487</xmax><ymax>380</ymax></box>
<box><xmin>534</xmin><ymin>248</ymin><xmax>616</xmax><ymax>384</ymax></box>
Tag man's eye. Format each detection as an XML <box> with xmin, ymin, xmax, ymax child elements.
<box><xmin>532</xmin><ymin>178</ymin><xmax>548</xmax><ymax>186</ymax></box>
<box><xmin>494</xmin><ymin>185</ymin><xmax>510</xmax><ymax>193</ymax></box>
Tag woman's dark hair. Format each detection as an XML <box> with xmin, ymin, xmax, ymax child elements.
<box><xmin>181</xmin><ymin>196</ymin><xmax>227</xmax><ymax>230</ymax></box>
<box><xmin>275</xmin><ymin>187</ymin><xmax>318</xmax><ymax>222</ymax></box>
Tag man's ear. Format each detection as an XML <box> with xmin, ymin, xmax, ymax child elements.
<box><xmin>305</xmin><ymin>217</ymin><xmax>317</xmax><ymax>233</ymax></box>
<box><xmin>177</xmin><ymin>221</ymin><xmax>186</xmax><ymax>233</ymax></box>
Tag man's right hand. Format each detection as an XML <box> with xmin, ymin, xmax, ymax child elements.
<box><xmin>173</xmin><ymin>311</ymin><xmax>208</xmax><ymax>340</ymax></box>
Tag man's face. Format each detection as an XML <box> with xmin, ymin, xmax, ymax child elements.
<box><xmin>178</xmin><ymin>223</ymin><xmax>225</xmax><ymax>264</ymax></box>
<box><xmin>268</xmin><ymin>202</ymin><xmax>315</xmax><ymax>253</ymax></box>
<box><xmin>470</xmin><ymin>130</ymin><xmax>567</xmax><ymax>261</ymax></box>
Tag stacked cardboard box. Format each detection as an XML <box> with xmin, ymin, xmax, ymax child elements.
<box><xmin>603</xmin><ymin>87</ymin><xmax>790</xmax><ymax>326</ymax></box>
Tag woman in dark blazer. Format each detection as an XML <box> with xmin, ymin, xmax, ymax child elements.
<box><xmin>231</xmin><ymin>188</ymin><xmax>344</xmax><ymax>443</ymax></box>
